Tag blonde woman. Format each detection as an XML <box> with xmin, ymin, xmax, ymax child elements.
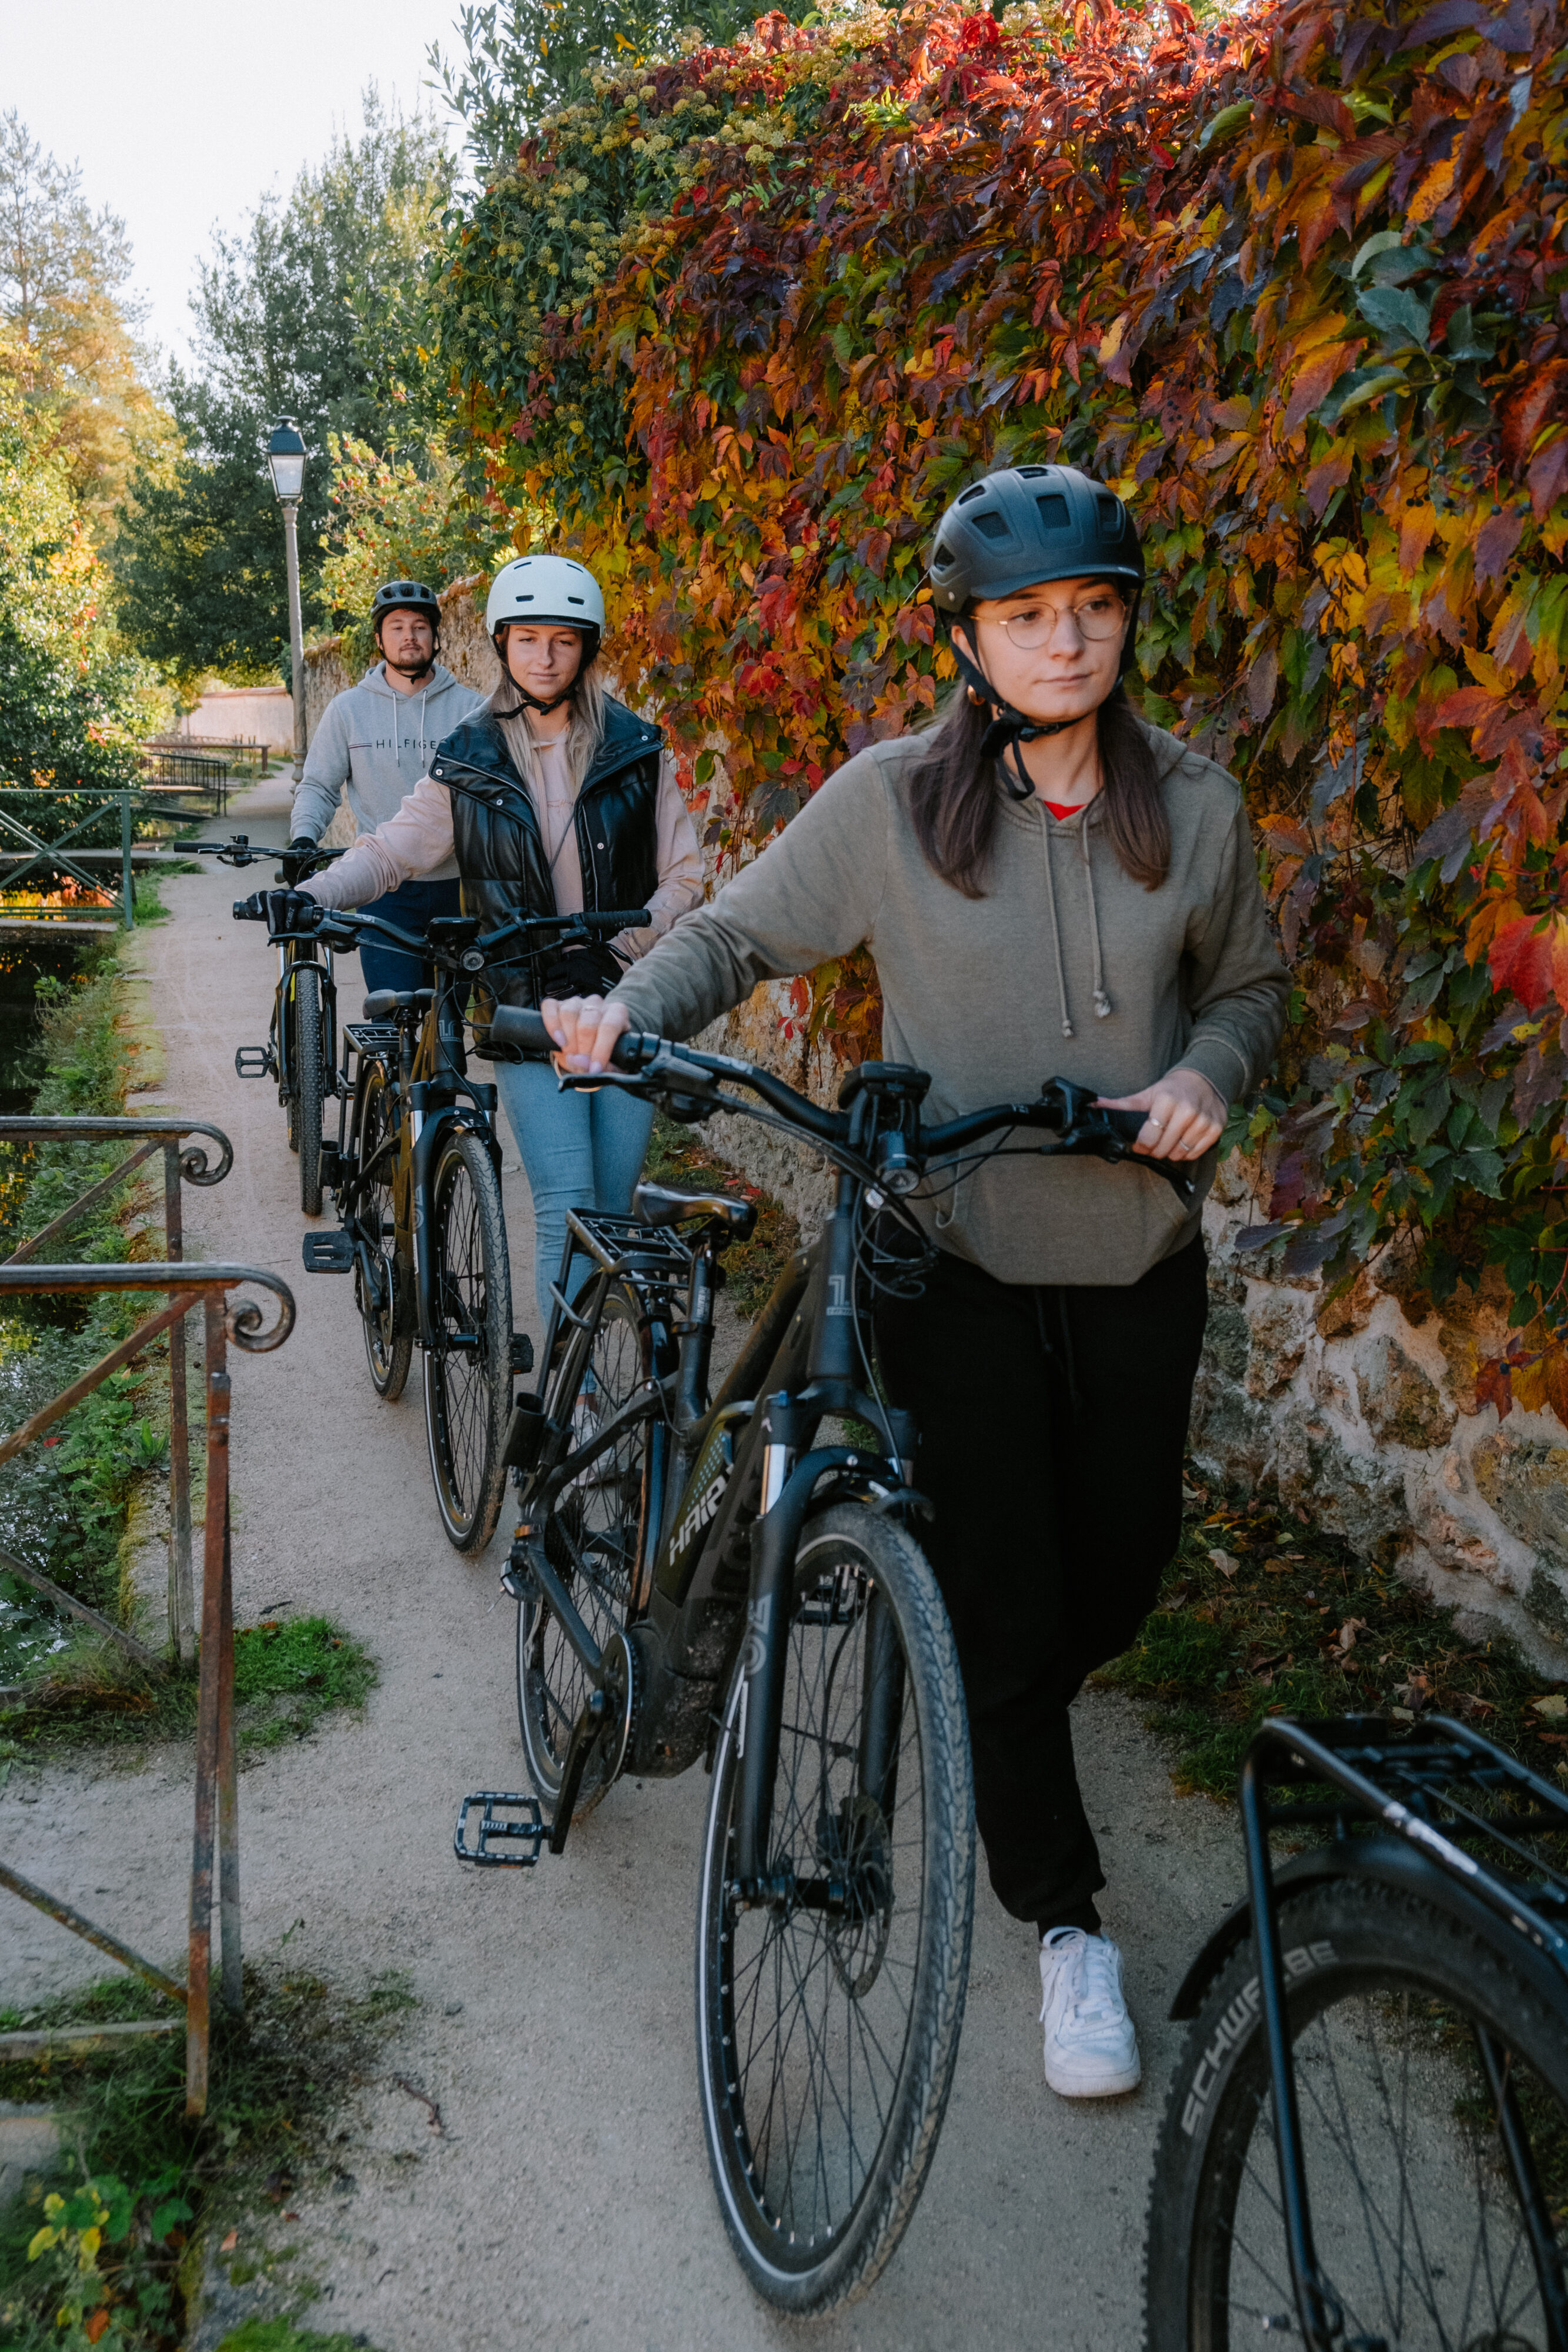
<box><xmin>301</xmin><ymin>554</ymin><xmax>702</xmax><ymax>1320</ymax></box>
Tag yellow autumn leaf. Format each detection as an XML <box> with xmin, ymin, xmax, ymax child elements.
<box><xmin>27</xmin><ymin>2227</ymin><xmax>57</xmax><ymax>2261</ymax></box>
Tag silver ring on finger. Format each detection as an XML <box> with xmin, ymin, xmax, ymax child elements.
<box><xmin>1147</xmin><ymin>1117</ymin><xmax>1162</xmax><ymax>1131</ymax></box>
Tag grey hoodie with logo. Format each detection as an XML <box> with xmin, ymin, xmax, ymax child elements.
<box><xmin>291</xmin><ymin>662</ymin><xmax>485</xmax><ymax>881</ymax></box>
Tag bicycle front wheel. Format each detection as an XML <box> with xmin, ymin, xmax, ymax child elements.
<box><xmin>517</xmin><ymin>1278</ymin><xmax>651</xmax><ymax>1820</ymax></box>
<box><xmin>423</xmin><ymin>1128</ymin><xmax>511</xmax><ymax>1551</ymax></box>
<box><xmin>1145</xmin><ymin>1876</ymin><xmax>1568</xmax><ymax>2351</ymax></box>
<box><xmin>354</xmin><ymin>1060</ymin><xmax>410</xmax><ymax>1401</ymax></box>
<box><xmin>287</xmin><ymin>962</ymin><xmax>325</xmax><ymax>1216</ymax></box>
<box><xmin>696</xmin><ymin>1499</ymin><xmax>975</xmax><ymax>2314</ymax></box>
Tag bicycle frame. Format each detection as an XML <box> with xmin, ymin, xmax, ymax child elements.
<box><xmin>1229</xmin><ymin>1715</ymin><xmax>1568</xmax><ymax>2352</ymax></box>
<box><xmin>333</xmin><ymin>956</ymin><xmax>499</xmax><ymax>1352</ymax></box>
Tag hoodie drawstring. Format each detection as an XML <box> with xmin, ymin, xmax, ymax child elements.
<box><xmin>1039</xmin><ymin>811</ymin><xmax>1074</xmax><ymax>1040</ymax></box>
<box><xmin>1081</xmin><ymin>816</ymin><xmax>1112</xmax><ymax>1020</ymax></box>
<box><xmin>1038</xmin><ymin>804</ymin><xmax>1113</xmax><ymax>1037</ymax></box>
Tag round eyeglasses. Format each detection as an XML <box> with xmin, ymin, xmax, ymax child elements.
<box><xmin>986</xmin><ymin>590</ymin><xmax>1128</xmax><ymax>650</ymax></box>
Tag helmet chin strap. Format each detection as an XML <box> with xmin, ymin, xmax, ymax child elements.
<box><xmin>950</xmin><ymin>634</ymin><xmax>1071</xmax><ymax>803</ymax></box>
<box><xmin>500</xmin><ymin>682</ymin><xmax>576</xmax><ymax>717</ymax></box>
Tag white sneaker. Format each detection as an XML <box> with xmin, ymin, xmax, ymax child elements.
<box><xmin>1038</xmin><ymin>1928</ymin><xmax>1141</xmax><ymax>2098</ymax></box>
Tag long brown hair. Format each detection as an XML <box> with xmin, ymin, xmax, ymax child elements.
<box><xmin>908</xmin><ymin>680</ymin><xmax>1172</xmax><ymax>898</ymax></box>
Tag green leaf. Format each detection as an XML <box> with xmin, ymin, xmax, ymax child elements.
<box><xmin>1200</xmin><ymin>100</ymin><xmax>1253</xmax><ymax>150</ymax></box>
<box><xmin>1356</xmin><ymin>285</ymin><xmax>1432</xmax><ymax>349</ymax></box>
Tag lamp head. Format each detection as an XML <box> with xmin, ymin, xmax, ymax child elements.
<box><xmin>267</xmin><ymin>418</ymin><xmax>307</xmax><ymax>504</ymax></box>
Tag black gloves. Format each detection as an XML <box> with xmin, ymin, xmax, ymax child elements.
<box><xmin>279</xmin><ymin>834</ymin><xmax>318</xmax><ymax>886</ymax></box>
<box><xmin>236</xmin><ymin>887</ymin><xmax>317</xmax><ymax>931</ymax></box>
<box><xmin>540</xmin><ymin>941</ymin><xmax>627</xmax><ymax>1001</ymax></box>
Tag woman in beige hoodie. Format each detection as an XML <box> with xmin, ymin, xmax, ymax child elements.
<box><xmin>539</xmin><ymin>467</ymin><xmax>1288</xmax><ymax>2106</ymax></box>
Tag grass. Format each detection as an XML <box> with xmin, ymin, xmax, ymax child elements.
<box><xmin>643</xmin><ymin>1110</ymin><xmax>801</xmax><ymax>1318</ymax></box>
<box><xmin>0</xmin><ymin>1614</ymin><xmax>377</xmax><ymax>1756</ymax></box>
<box><xmin>0</xmin><ymin>1965</ymin><xmax>413</xmax><ymax>2351</ymax></box>
<box><xmin>1094</xmin><ymin>1469</ymin><xmax>1568</xmax><ymax>1800</ymax></box>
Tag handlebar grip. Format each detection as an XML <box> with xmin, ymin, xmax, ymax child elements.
<box><xmin>488</xmin><ymin>1005</ymin><xmax>648</xmax><ymax>1073</ymax></box>
<box><xmin>490</xmin><ymin>1006</ymin><xmax>553</xmax><ymax>1055</ymax></box>
<box><xmin>233</xmin><ymin>897</ymin><xmax>266</xmax><ymax>921</ymax></box>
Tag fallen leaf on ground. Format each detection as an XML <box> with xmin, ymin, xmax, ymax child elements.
<box><xmin>1209</xmin><ymin>1548</ymin><xmax>1239</xmax><ymax>1577</ymax></box>
<box><xmin>220</xmin><ymin>2230</ymin><xmax>238</xmax><ymax>2253</ymax></box>
<box><xmin>1532</xmin><ymin>1695</ymin><xmax>1568</xmax><ymax>1719</ymax></box>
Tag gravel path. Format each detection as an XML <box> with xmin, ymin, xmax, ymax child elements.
<box><xmin>1</xmin><ymin>777</ymin><xmax>1242</xmax><ymax>2348</ymax></box>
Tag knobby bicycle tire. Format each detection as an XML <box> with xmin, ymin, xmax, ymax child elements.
<box><xmin>697</xmin><ymin>1500</ymin><xmax>975</xmax><ymax>2315</ymax></box>
<box><xmin>423</xmin><ymin>1128</ymin><xmax>511</xmax><ymax>1551</ymax></box>
<box><xmin>287</xmin><ymin>962</ymin><xmax>325</xmax><ymax>1217</ymax></box>
<box><xmin>1145</xmin><ymin>1876</ymin><xmax>1568</xmax><ymax>2351</ymax></box>
<box><xmin>355</xmin><ymin>1059</ymin><xmax>410</xmax><ymax>1402</ymax></box>
<box><xmin>517</xmin><ymin>1278</ymin><xmax>652</xmax><ymax>1818</ymax></box>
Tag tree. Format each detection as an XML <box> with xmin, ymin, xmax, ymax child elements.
<box><xmin>112</xmin><ymin>87</ymin><xmax>452</xmax><ymax>686</ymax></box>
<box><xmin>0</xmin><ymin>375</ymin><xmax>152</xmax><ymax>795</ymax></box>
<box><xmin>429</xmin><ymin>0</ymin><xmax>774</xmax><ymax>171</ymax></box>
<box><xmin>0</xmin><ymin>111</ymin><xmax>172</xmax><ymax>533</ymax></box>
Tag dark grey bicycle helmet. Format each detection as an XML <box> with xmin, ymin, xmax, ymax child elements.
<box><xmin>929</xmin><ymin>464</ymin><xmax>1143</xmax><ymax>669</ymax></box>
<box><xmin>370</xmin><ymin>579</ymin><xmax>441</xmax><ymax>630</ymax></box>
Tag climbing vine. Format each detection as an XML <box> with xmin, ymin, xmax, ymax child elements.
<box><xmin>427</xmin><ymin>0</ymin><xmax>1568</xmax><ymax>1411</ymax></box>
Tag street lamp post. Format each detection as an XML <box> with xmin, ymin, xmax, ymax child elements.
<box><xmin>267</xmin><ymin>419</ymin><xmax>308</xmax><ymax>783</ymax></box>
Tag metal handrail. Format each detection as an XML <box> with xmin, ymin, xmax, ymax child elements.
<box><xmin>0</xmin><ymin>1255</ymin><xmax>297</xmax><ymax>2114</ymax></box>
<box><xmin>1</xmin><ymin>1117</ymin><xmax>236</xmax><ymax>1658</ymax></box>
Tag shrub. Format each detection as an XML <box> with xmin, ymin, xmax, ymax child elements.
<box><xmin>428</xmin><ymin>0</ymin><xmax>1568</xmax><ymax>1402</ymax></box>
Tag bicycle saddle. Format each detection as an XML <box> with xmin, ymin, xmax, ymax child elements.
<box><xmin>633</xmin><ymin>1181</ymin><xmax>757</xmax><ymax>1240</ymax></box>
<box><xmin>362</xmin><ymin>987</ymin><xmax>435</xmax><ymax>1021</ymax></box>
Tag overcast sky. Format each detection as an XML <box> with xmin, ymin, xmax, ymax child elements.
<box><xmin>7</xmin><ymin>0</ymin><xmax>466</xmax><ymax>370</ymax></box>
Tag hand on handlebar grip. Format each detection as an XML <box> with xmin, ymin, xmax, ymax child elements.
<box><xmin>265</xmin><ymin>887</ymin><xmax>322</xmax><ymax>937</ymax></box>
<box><xmin>1096</xmin><ymin>1067</ymin><xmax>1225</xmax><ymax>1161</ymax></box>
<box><xmin>279</xmin><ymin>835</ymin><xmax>318</xmax><ymax>887</ymax></box>
<box><xmin>539</xmin><ymin>994</ymin><xmax>633</xmax><ymax>1076</ymax></box>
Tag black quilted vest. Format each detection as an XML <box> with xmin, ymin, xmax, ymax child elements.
<box><xmin>428</xmin><ymin>695</ymin><xmax>663</xmax><ymax>1013</ymax></box>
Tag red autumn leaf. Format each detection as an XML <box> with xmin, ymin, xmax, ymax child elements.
<box><xmin>1500</xmin><ymin>362</ymin><xmax>1568</xmax><ymax>473</ymax></box>
<box><xmin>1488</xmin><ymin>914</ymin><xmax>1555</xmax><ymax>1012</ymax></box>
<box><xmin>1282</xmin><ymin>346</ymin><xmax>1359</xmax><ymax>439</ymax></box>
<box><xmin>1473</xmin><ymin>504</ymin><xmax>1524</xmax><ymax>586</ymax></box>
<box><xmin>1528</xmin><ymin>432</ymin><xmax>1568</xmax><ymax>523</ymax></box>
<box><xmin>1433</xmin><ymin>685</ymin><xmax>1505</xmax><ymax>734</ymax></box>
<box><xmin>1474</xmin><ymin>1355</ymin><xmax>1514</xmax><ymax>1422</ymax></box>
<box><xmin>958</xmin><ymin>12</ymin><xmax>1001</xmax><ymax>49</ymax></box>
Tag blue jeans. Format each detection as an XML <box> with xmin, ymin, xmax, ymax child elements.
<box><xmin>493</xmin><ymin>1057</ymin><xmax>656</xmax><ymax>1327</ymax></box>
<box><xmin>353</xmin><ymin>878</ymin><xmax>465</xmax><ymax>1005</ymax></box>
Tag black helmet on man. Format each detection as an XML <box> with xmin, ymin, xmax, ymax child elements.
<box><xmin>928</xmin><ymin>464</ymin><xmax>1143</xmax><ymax>681</ymax></box>
<box><xmin>370</xmin><ymin>579</ymin><xmax>442</xmax><ymax>637</ymax></box>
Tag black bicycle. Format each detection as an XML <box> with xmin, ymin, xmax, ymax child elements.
<box><xmin>1146</xmin><ymin>1713</ymin><xmax>1568</xmax><ymax>2351</ymax></box>
<box><xmin>480</xmin><ymin>1007</ymin><xmax>1190</xmax><ymax>2312</ymax></box>
<box><xmin>193</xmin><ymin>833</ymin><xmax>344</xmax><ymax>1217</ymax></box>
<box><xmin>233</xmin><ymin>895</ymin><xmax>651</xmax><ymax>1552</ymax></box>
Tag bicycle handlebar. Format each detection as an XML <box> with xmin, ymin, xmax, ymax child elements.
<box><xmin>489</xmin><ymin>1008</ymin><xmax>1186</xmax><ymax>1190</ymax></box>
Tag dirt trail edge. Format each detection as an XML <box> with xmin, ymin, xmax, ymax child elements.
<box><xmin>1</xmin><ymin>777</ymin><xmax>1242</xmax><ymax>2351</ymax></box>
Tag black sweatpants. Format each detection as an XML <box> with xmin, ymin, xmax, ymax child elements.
<box><xmin>873</xmin><ymin>1236</ymin><xmax>1208</xmax><ymax>1929</ymax></box>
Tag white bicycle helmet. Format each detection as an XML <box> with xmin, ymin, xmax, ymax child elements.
<box><xmin>486</xmin><ymin>554</ymin><xmax>604</xmax><ymax>662</ymax></box>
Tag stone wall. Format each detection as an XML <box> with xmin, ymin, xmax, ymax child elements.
<box><xmin>1195</xmin><ymin>1159</ymin><xmax>1568</xmax><ymax>1669</ymax></box>
<box><xmin>302</xmin><ymin>589</ymin><xmax>1568</xmax><ymax>1666</ymax></box>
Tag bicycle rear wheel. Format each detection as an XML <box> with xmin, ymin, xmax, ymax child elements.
<box><xmin>1145</xmin><ymin>1876</ymin><xmax>1568</xmax><ymax>2350</ymax></box>
<box><xmin>287</xmin><ymin>962</ymin><xmax>325</xmax><ymax>1216</ymax></box>
<box><xmin>353</xmin><ymin>1060</ymin><xmax>410</xmax><ymax>1401</ymax></box>
<box><xmin>517</xmin><ymin>1279</ymin><xmax>651</xmax><ymax>1819</ymax></box>
<box><xmin>423</xmin><ymin>1128</ymin><xmax>511</xmax><ymax>1551</ymax></box>
<box><xmin>696</xmin><ymin>1499</ymin><xmax>975</xmax><ymax>2314</ymax></box>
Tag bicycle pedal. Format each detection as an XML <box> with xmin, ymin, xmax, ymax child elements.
<box><xmin>454</xmin><ymin>1791</ymin><xmax>544</xmax><ymax>1868</ymax></box>
<box><xmin>234</xmin><ymin>1045</ymin><xmax>275</xmax><ymax>1078</ymax></box>
<box><xmin>302</xmin><ymin>1231</ymin><xmax>355</xmax><ymax>1273</ymax></box>
<box><xmin>509</xmin><ymin>1332</ymin><xmax>535</xmax><ymax>1374</ymax></box>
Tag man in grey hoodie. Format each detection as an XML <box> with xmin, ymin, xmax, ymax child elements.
<box><xmin>287</xmin><ymin>580</ymin><xmax>486</xmax><ymax>997</ymax></box>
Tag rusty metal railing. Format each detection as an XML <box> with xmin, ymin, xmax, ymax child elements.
<box><xmin>0</xmin><ymin>1116</ymin><xmax>233</xmax><ymax>1662</ymax></box>
<box><xmin>0</xmin><ymin>1261</ymin><xmax>295</xmax><ymax>2113</ymax></box>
